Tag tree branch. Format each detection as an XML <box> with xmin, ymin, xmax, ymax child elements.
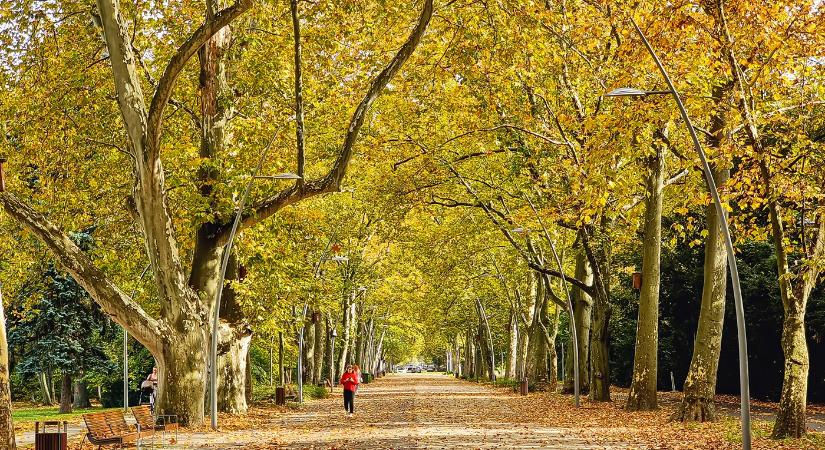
<box><xmin>222</xmin><ymin>0</ymin><xmax>434</xmax><ymax>237</ymax></box>
<box><xmin>0</xmin><ymin>193</ymin><xmax>164</xmax><ymax>355</ymax></box>
<box><xmin>291</xmin><ymin>0</ymin><xmax>305</xmax><ymax>186</ymax></box>
<box><xmin>147</xmin><ymin>0</ymin><xmax>253</xmax><ymax>157</ymax></box>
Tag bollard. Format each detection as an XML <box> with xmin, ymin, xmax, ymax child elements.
<box><xmin>520</xmin><ymin>378</ymin><xmax>529</xmax><ymax>396</ymax></box>
<box><xmin>0</xmin><ymin>157</ymin><xmax>6</xmax><ymax>192</ymax></box>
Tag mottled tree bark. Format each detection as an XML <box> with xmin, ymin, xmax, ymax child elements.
<box><xmin>675</xmin><ymin>77</ymin><xmax>732</xmax><ymax>421</ymax></box>
<box><xmin>564</xmin><ymin>251</ymin><xmax>592</xmax><ymax>394</ymax></box>
<box><xmin>59</xmin><ymin>373</ymin><xmax>73</xmax><ymax>414</ymax></box>
<box><xmin>313</xmin><ymin>314</ymin><xmax>325</xmax><ymax>385</ymax></box>
<box><xmin>627</xmin><ymin>129</ymin><xmax>667</xmax><ymax>411</ymax></box>
<box><xmin>506</xmin><ymin>309</ymin><xmax>519</xmax><ymax>379</ymax></box>
<box><xmin>73</xmin><ymin>379</ymin><xmax>91</xmax><ymax>409</ymax></box>
<box><xmin>582</xmin><ymin>227</ymin><xmax>612</xmax><ymax>402</ymax></box>
<box><xmin>0</xmin><ymin>288</ymin><xmax>16</xmax><ymax>450</ymax></box>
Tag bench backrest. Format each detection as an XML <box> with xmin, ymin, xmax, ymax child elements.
<box><xmin>103</xmin><ymin>411</ymin><xmax>132</xmax><ymax>436</ymax></box>
<box><xmin>131</xmin><ymin>405</ymin><xmax>154</xmax><ymax>431</ymax></box>
<box><xmin>83</xmin><ymin>413</ymin><xmax>113</xmax><ymax>440</ymax></box>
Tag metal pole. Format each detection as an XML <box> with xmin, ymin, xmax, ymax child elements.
<box><xmin>630</xmin><ymin>18</ymin><xmax>751</xmax><ymax>449</ymax></box>
<box><xmin>297</xmin><ymin>301</ymin><xmax>309</xmax><ymax>404</ymax></box>
<box><xmin>123</xmin><ymin>330</ymin><xmax>128</xmax><ymax>412</ymax></box>
<box><xmin>210</xmin><ymin>137</ymin><xmax>283</xmax><ymax>430</ymax></box>
<box><xmin>124</xmin><ymin>263</ymin><xmax>151</xmax><ymax>413</ymax></box>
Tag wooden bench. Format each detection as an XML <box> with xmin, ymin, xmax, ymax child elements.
<box><xmin>81</xmin><ymin>411</ymin><xmax>140</xmax><ymax>449</ymax></box>
<box><xmin>131</xmin><ymin>405</ymin><xmax>179</xmax><ymax>436</ymax></box>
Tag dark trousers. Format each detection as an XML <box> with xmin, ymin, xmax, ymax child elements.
<box><xmin>344</xmin><ymin>389</ymin><xmax>355</xmax><ymax>413</ymax></box>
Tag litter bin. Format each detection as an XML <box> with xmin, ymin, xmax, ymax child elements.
<box><xmin>35</xmin><ymin>421</ymin><xmax>67</xmax><ymax>450</ymax></box>
<box><xmin>276</xmin><ymin>386</ymin><xmax>286</xmax><ymax>405</ymax></box>
<box><xmin>519</xmin><ymin>378</ymin><xmax>529</xmax><ymax>396</ymax></box>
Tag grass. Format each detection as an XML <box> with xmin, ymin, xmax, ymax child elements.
<box><xmin>253</xmin><ymin>383</ymin><xmax>330</xmax><ymax>404</ymax></box>
<box><xmin>13</xmin><ymin>405</ymin><xmax>116</xmax><ymax>424</ymax></box>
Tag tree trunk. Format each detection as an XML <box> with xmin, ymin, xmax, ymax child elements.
<box><xmin>269</xmin><ymin>338</ymin><xmax>274</xmax><ymax>386</ymax></box>
<box><xmin>564</xmin><ymin>251</ymin><xmax>592</xmax><ymax>394</ymax></box>
<box><xmin>305</xmin><ymin>315</ymin><xmax>316</xmax><ymax>383</ymax></box>
<box><xmin>0</xmin><ymin>288</ymin><xmax>16</xmax><ymax>450</ymax></box>
<box><xmin>217</xmin><ymin>330</ymin><xmax>252</xmax><ymax>414</ymax></box>
<box><xmin>627</xmin><ymin>130</ymin><xmax>666</xmax><ymax>411</ymax></box>
<box><xmin>245</xmin><ymin>350</ymin><xmax>253</xmax><ymax>405</ymax></box>
<box><xmin>546</xmin><ymin>304</ymin><xmax>561</xmax><ymax>392</ymax></box>
<box><xmin>476</xmin><ymin>299</ymin><xmax>496</xmax><ymax>381</ymax></box>
<box><xmin>325</xmin><ymin>315</ymin><xmax>335</xmax><ymax>385</ymax></box>
<box><xmin>59</xmin><ymin>373</ymin><xmax>73</xmax><ymax>414</ymax></box>
<box><xmin>337</xmin><ymin>293</ymin><xmax>353</xmax><ymax>379</ymax></box>
<box><xmin>355</xmin><ymin>313</ymin><xmax>365</xmax><ymax>368</ymax></box>
<box><xmin>676</xmin><ymin>168</ymin><xmax>730</xmax><ymax>422</ymax></box>
<box><xmin>590</xmin><ymin>284</ymin><xmax>611</xmax><ymax>401</ymax></box>
<box><xmin>507</xmin><ymin>309</ymin><xmax>518</xmax><ymax>379</ymax></box>
<box><xmin>526</xmin><ymin>273</ymin><xmax>550</xmax><ymax>388</ymax></box>
<box><xmin>73</xmin><ymin>379</ymin><xmax>91</xmax><ymax>409</ymax></box>
<box><xmin>582</xmin><ymin>226</ymin><xmax>612</xmax><ymax>402</ymax></box>
<box><xmin>278</xmin><ymin>332</ymin><xmax>285</xmax><ymax>386</ymax></box>
<box><xmin>313</xmin><ymin>314</ymin><xmax>324</xmax><ymax>385</ymax></box>
<box><xmin>38</xmin><ymin>371</ymin><xmax>53</xmax><ymax>405</ymax></box>
<box><xmin>516</xmin><ymin>320</ymin><xmax>529</xmax><ymax>380</ymax></box>
<box><xmin>213</xmin><ymin>252</ymin><xmax>252</xmax><ymax>414</ymax></box>
<box><xmin>156</xmin><ymin>330</ymin><xmax>208</xmax><ymax>425</ymax></box>
<box><xmin>773</xmin><ymin>300</ymin><xmax>809</xmax><ymax>438</ymax></box>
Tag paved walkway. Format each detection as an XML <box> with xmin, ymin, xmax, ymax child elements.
<box><xmin>16</xmin><ymin>374</ymin><xmax>824</xmax><ymax>449</ymax></box>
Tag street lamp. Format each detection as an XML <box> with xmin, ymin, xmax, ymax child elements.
<box><xmin>210</xmin><ymin>162</ymin><xmax>301</xmax><ymax>430</ymax></box>
<box><xmin>606</xmin><ymin>18</ymin><xmax>751</xmax><ymax>449</ymax></box>
<box><xmin>605</xmin><ymin>88</ymin><xmax>672</xmax><ymax>97</ymax></box>
<box><xmin>123</xmin><ymin>263</ymin><xmax>151</xmax><ymax>413</ymax></box>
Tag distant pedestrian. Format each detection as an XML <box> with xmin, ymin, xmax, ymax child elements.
<box><xmin>340</xmin><ymin>364</ymin><xmax>359</xmax><ymax>417</ymax></box>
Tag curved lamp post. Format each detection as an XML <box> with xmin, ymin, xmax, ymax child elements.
<box><xmin>605</xmin><ymin>18</ymin><xmax>751</xmax><ymax>449</ymax></box>
<box><xmin>210</xmin><ymin>161</ymin><xmax>300</xmax><ymax>430</ymax></box>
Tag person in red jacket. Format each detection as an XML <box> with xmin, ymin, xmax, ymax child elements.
<box><xmin>340</xmin><ymin>364</ymin><xmax>359</xmax><ymax>416</ymax></box>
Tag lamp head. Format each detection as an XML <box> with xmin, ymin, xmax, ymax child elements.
<box><xmin>605</xmin><ymin>88</ymin><xmax>672</xmax><ymax>98</ymax></box>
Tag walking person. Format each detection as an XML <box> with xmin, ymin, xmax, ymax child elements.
<box><xmin>340</xmin><ymin>364</ymin><xmax>359</xmax><ymax>417</ymax></box>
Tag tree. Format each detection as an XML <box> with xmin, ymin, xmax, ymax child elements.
<box><xmin>712</xmin><ymin>0</ymin><xmax>825</xmax><ymax>437</ymax></box>
<box><xmin>8</xmin><ymin>235</ymin><xmax>116</xmax><ymax>413</ymax></box>
<box><xmin>0</xmin><ymin>0</ymin><xmax>434</xmax><ymax>425</ymax></box>
<box><xmin>0</xmin><ymin>284</ymin><xmax>15</xmax><ymax>450</ymax></box>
